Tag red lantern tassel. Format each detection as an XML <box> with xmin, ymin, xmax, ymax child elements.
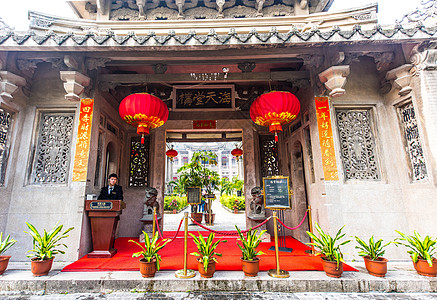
<box><xmin>141</xmin><ymin>134</ymin><xmax>144</xmax><ymax>144</ymax></box>
<box><xmin>275</xmin><ymin>132</ymin><xmax>278</xmax><ymax>142</ymax></box>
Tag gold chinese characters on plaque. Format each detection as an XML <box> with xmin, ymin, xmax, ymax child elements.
<box><xmin>72</xmin><ymin>99</ymin><xmax>94</xmax><ymax>182</ymax></box>
<box><xmin>315</xmin><ymin>97</ymin><xmax>338</xmax><ymax>181</ymax></box>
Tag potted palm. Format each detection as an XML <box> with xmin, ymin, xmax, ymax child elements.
<box><xmin>129</xmin><ymin>231</ymin><xmax>170</xmax><ymax>277</ymax></box>
<box><xmin>355</xmin><ymin>236</ymin><xmax>390</xmax><ymax>277</ymax></box>
<box><xmin>235</xmin><ymin>226</ymin><xmax>266</xmax><ymax>277</ymax></box>
<box><xmin>24</xmin><ymin>222</ymin><xmax>74</xmax><ymax>276</ymax></box>
<box><xmin>395</xmin><ymin>230</ymin><xmax>437</xmax><ymax>277</ymax></box>
<box><xmin>0</xmin><ymin>232</ymin><xmax>17</xmax><ymax>275</ymax></box>
<box><xmin>306</xmin><ymin>222</ymin><xmax>351</xmax><ymax>278</ymax></box>
<box><xmin>190</xmin><ymin>232</ymin><xmax>226</xmax><ymax>278</ymax></box>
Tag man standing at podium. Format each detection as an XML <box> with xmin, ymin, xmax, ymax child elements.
<box><xmin>98</xmin><ymin>173</ymin><xmax>124</xmax><ymax>200</ymax></box>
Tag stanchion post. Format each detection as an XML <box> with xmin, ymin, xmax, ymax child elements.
<box><xmin>308</xmin><ymin>205</ymin><xmax>315</xmax><ymax>255</ymax></box>
<box><xmin>152</xmin><ymin>207</ymin><xmax>156</xmax><ymax>237</ymax></box>
<box><xmin>267</xmin><ymin>211</ymin><xmax>289</xmax><ymax>278</ymax></box>
<box><xmin>175</xmin><ymin>212</ymin><xmax>195</xmax><ymax>278</ymax></box>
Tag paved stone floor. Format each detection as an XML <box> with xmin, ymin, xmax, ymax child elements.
<box><xmin>1</xmin><ymin>291</ymin><xmax>436</xmax><ymax>299</ymax></box>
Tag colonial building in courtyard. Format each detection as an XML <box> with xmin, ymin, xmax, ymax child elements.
<box><xmin>0</xmin><ymin>0</ymin><xmax>436</xmax><ymax>262</ymax></box>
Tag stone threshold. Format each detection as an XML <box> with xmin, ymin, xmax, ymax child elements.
<box><xmin>0</xmin><ymin>264</ymin><xmax>436</xmax><ymax>295</ymax></box>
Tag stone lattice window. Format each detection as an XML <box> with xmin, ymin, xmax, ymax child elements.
<box><xmin>335</xmin><ymin>109</ymin><xmax>380</xmax><ymax>181</ymax></box>
<box><xmin>0</xmin><ymin>108</ymin><xmax>13</xmax><ymax>185</ymax></box>
<box><xmin>259</xmin><ymin>135</ymin><xmax>279</xmax><ymax>178</ymax></box>
<box><xmin>398</xmin><ymin>102</ymin><xmax>428</xmax><ymax>181</ymax></box>
<box><xmin>30</xmin><ymin>112</ymin><xmax>75</xmax><ymax>184</ymax></box>
<box><xmin>129</xmin><ymin>137</ymin><xmax>150</xmax><ymax>187</ymax></box>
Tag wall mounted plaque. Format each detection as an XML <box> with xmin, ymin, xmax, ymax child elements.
<box><xmin>173</xmin><ymin>85</ymin><xmax>235</xmax><ymax>111</ymax></box>
<box><xmin>263</xmin><ymin>176</ymin><xmax>291</xmax><ymax>210</ymax></box>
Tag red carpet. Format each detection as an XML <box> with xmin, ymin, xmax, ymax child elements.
<box><xmin>62</xmin><ymin>231</ymin><xmax>357</xmax><ymax>272</ymax></box>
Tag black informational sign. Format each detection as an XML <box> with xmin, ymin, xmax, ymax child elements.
<box><xmin>263</xmin><ymin>176</ymin><xmax>291</xmax><ymax>209</ymax></box>
<box><xmin>90</xmin><ymin>201</ymin><xmax>113</xmax><ymax>210</ymax></box>
<box><xmin>187</xmin><ymin>187</ymin><xmax>201</xmax><ymax>204</ymax></box>
<box><xmin>175</xmin><ymin>88</ymin><xmax>232</xmax><ymax>109</ymax></box>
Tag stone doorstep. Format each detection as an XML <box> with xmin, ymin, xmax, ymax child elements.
<box><xmin>0</xmin><ymin>263</ymin><xmax>436</xmax><ymax>294</ymax></box>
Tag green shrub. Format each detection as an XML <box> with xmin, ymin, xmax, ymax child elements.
<box><xmin>164</xmin><ymin>196</ymin><xmax>188</xmax><ymax>211</ymax></box>
<box><xmin>220</xmin><ymin>195</ymin><xmax>245</xmax><ymax>210</ymax></box>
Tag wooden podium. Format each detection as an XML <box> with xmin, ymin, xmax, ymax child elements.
<box><xmin>85</xmin><ymin>200</ymin><xmax>126</xmax><ymax>258</ymax></box>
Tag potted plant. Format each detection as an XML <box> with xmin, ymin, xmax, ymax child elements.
<box><xmin>235</xmin><ymin>226</ymin><xmax>266</xmax><ymax>277</ymax></box>
<box><xmin>190</xmin><ymin>232</ymin><xmax>226</xmax><ymax>278</ymax></box>
<box><xmin>129</xmin><ymin>231</ymin><xmax>170</xmax><ymax>277</ymax></box>
<box><xmin>24</xmin><ymin>222</ymin><xmax>74</xmax><ymax>276</ymax></box>
<box><xmin>355</xmin><ymin>236</ymin><xmax>390</xmax><ymax>277</ymax></box>
<box><xmin>170</xmin><ymin>199</ymin><xmax>178</xmax><ymax>214</ymax></box>
<box><xmin>0</xmin><ymin>232</ymin><xmax>17</xmax><ymax>275</ymax></box>
<box><xmin>395</xmin><ymin>230</ymin><xmax>437</xmax><ymax>277</ymax></box>
<box><xmin>233</xmin><ymin>199</ymin><xmax>239</xmax><ymax>214</ymax></box>
<box><xmin>306</xmin><ymin>222</ymin><xmax>351</xmax><ymax>278</ymax></box>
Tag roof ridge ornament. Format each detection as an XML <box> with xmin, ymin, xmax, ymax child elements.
<box><xmin>0</xmin><ymin>17</ymin><xmax>13</xmax><ymax>34</ymax></box>
<box><xmin>398</xmin><ymin>0</ymin><xmax>437</xmax><ymax>26</ymax></box>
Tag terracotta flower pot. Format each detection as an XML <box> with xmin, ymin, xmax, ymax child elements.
<box><xmin>413</xmin><ymin>257</ymin><xmax>437</xmax><ymax>277</ymax></box>
<box><xmin>191</xmin><ymin>212</ymin><xmax>203</xmax><ymax>223</ymax></box>
<box><xmin>173</xmin><ymin>209</ymin><xmax>177</xmax><ymax>214</ymax></box>
<box><xmin>197</xmin><ymin>259</ymin><xmax>216</xmax><ymax>278</ymax></box>
<box><xmin>363</xmin><ymin>256</ymin><xmax>388</xmax><ymax>277</ymax></box>
<box><xmin>321</xmin><ymin>257</ymin><xmax>343</xmax><ymax>278</ymax></box>
<box><xmin>0</xmin><ymin>256</ymin><xmax>11</xmax><ymax>275</ymax></box>
<box><xmin>204</xmin><ymin>213</ymin><xmax>215</xmax><ymax>224</ymax></box>
<box><xmin>31</xmin><ymin>258</ymin><xmax>54</xmax><ymax>276</ymax></box>
<box><xmin>241</xmin><ymin>257</ymin><xmax>260</xmax><ymax>277</ymax></box>
<box><xmin>234</xmin><ymin>209</ymin><xmax>238</xmax><ymax>214</ymax></box>
<box><xmin>139</xmin><ymin>258</ymin><xmax>157</xmax><ymax>278</ymax></box>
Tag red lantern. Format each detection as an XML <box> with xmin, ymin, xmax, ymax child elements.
<box><xmin>119</xmin><ymin>93</ymin><xmax>169</xmax><ymax>144</ymax></box>
<box><xmin>166</xmin><ymin>146</ymin><xmax>178</xmax><ymax>162</ymax></box>
<box><xmin>231</xmin><ymin>146</ymin><xmax>243</xmax><ymax>161</ymax></box>
<box><xmin>250</xmin><ymin>91</ymin><xmax>300</xmax><ymax>142</ymax></box>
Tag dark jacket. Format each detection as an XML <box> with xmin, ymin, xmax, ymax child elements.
<box><xmin>98</xmin><ymin>184</ymin><xmax>123</xmax><ymax>200</ymax></box>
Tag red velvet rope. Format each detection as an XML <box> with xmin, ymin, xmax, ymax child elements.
<box><xmin>275</xmin><ymin>210</ymin><xmax>308</xmax><ymax>230</ymax></box>
<box><xmin>189</xmin><ymin>216</ymin><xmax>272</xmax><ymax>236</ymax></box>
<box><xmin>155</xmin><ymin>214</ymin><xmax>184</xmax><ymax>243</ymax></box>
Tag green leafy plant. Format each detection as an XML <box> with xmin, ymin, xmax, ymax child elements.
<box><xmin>306</xmin><ymin>222</ymin><xmax>351</xmax><ymax>268</ymax></box>
<box><xmin>0</xmin><ymin>232</ymin><xmax>17</xmax><ymax>255</ymax></box>
<box><xmin>24</xmin><ymin>222</ymin><xmax>74</xmax><ymax>261</ymax></box>
<box><xmin>235</xmin><ymin>226</ymin><xmax>266</xmax><ymax>261</ymax></box>
<box><xmin>394</xmin><ymin>230</ymin><xmax>436</xmax><ymax>267</ymax></box>
<box><xmin>220</xmin><ymin>195</ymin><xmax>245</xmax><ymax>210</ymax></box>
<box><xmin>189</xmin><ymin>232</ymin><xmax>226</xmax><ymax>271</ymax></box>
<box><xmin>355</xmin><ymin>236</ymin><xmax>391</xmax><ymax>261</ymax></box>
<box><xmin>129</xmin><ymin>231</ymin><xmax>170</xmax><ymax>271</ymax></box>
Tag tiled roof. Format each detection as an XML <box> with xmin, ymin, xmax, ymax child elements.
<box><xmin>1</xmin><ymin>23</ymin><xmax>436</xmax><ymax>48</ymax></box>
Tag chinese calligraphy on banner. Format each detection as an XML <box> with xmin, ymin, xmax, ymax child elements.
<box><xmin>315</xmin><ymin>97</ymin><xmax>338</xmax><ymax>181</ymax></box>
<box><xmin>72</xmin><ymin>99</ymin><xmax>94</xmax><ymax>182</ymax></box>
<box><xmin>193</xmin><ymin>120</ymin><xmax>217</xmax><ymax>129</ymax></box>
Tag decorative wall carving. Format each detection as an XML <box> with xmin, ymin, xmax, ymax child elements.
<box><xmin>318</xmin><ymin>65</ymin><xmax>350</xmax><ymax>97</ymax></box>
<box><xmin>238</xmin><ymin>61</ymin><xmax>256</xmax><ymax>73</ymax></box>
<box><xmin>129</xmin><ymin>137</ymin><xmax>150</xmax><ymax>187</ymax></box>
<box><xmin>259</xmin><ymin>134</ymin><xmax>279</xmax><ymax>178</ymax></box>
<box><xmin>30</xmin><ymin>112</ymin><xmax>74</xmax><ymax>184</ymax></box>
<box><xmin>0</xmin><ymin>107</ymin><xmax>12</xmax><ymax>185</ymax></box>
<box><xmin>335</xmin><ymin>109</ymin><xmax>380</xmax><ymax>181</ymax></box>
<box><xmin>397</xmin><ymin>102</ymin><xmax>428</xmax><ymax>181</ymax></box>
<box><xmin>152</xmin><ymin>63</ymin><xmax>167</xmax><ymax>74</ymax></box>
<box><xmin>85</xmin><ymin>57</ymin><xmax>111</xmax><ymax>70</ymax></box>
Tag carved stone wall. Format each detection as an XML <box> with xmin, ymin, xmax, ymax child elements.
<box><xmin>30</xmin><ymin>112</ymin><xmax>75</xmax><ymax>184</ymax></box>
<box><xmin>0</xmin><ymin>107</ymin><xmax>13</xmax><ymax>185</ymax></box>
<box><xmin>335</xmin><ymin>109</ymin><xmax>380</xmax><ymax>181</ymax></box>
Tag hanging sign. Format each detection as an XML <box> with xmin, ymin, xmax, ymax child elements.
<box><xmin>187</xmin><ymin>187</ymin><xmax>201</xmax><ymax>204</ymax></box>
<box><xmin>263</xmin><ymin>176</ymin><xmax>291</xmax><ymax>209</ymax></box>
<box><xmin>193</xmin><ymin>120</ymin><xmax>217</xmax><ymax>129</ymax></box>
<box><xmin>315</xmin><ymin>97</ymin><xmax>339</xmax><ymax>181</ymax></box>
<box><xmin>173</xmin><ymin>85</ymin><xmax>235</xmax><ymax>110</ymax></box>
<box><xmin>72</xmin><ymin>98</ymin><xmax>94</xmax><ymax>182</ymax></box>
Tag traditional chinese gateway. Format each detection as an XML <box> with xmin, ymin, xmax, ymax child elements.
<box><xmin>0</xmin><ymin>0</ymin><xmax>436</xmax><ymax>262</ymax></box>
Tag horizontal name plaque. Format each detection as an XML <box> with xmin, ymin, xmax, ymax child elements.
<box><xmin>173</xmin><ymin>85</ymin><xmax>235</xmax><ymax>111</ymax></box>
<box><xmin>90</xmin><ymin>201</ymin><xmax>113</xmax><ymax>210</ymax></box>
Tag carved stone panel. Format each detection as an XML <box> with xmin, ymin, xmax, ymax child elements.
<box><xmin>129</xmin><ymin>136</ymin><xmax>150</xmax><ymax>187</ymax></box>
<box><xmin>397</xmin><ymin>102</ymin><xmax>428</xmax><ymax>182</ymax></box>
<box><xmin>335</xmin><ymin>109</ymin><xmax>380</xmax><ymax>181</ymax></box>
<box><xmin>259</xmin><ymin>134</ymin><xmax>279</xmax><ymax>178</ymax></box>
<box><xmin>30</xmin><ymin>112</ymin><xmax>75</xmax><ymax>184</ymax></box>
<box><xmin>0</xmin><ymin>107</ymin><xmax>13</xmax><ymax>185</ymax></box>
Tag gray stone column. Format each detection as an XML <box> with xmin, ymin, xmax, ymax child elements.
<box><xmin>243</xmin><ymin>127</ymin><xmax>260</xmax><ymax>229</ymax></box>
<box><xmin>151</xmin><ymin>128</ymin><xmax>166</xmax><ymax>231</ymax></box>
